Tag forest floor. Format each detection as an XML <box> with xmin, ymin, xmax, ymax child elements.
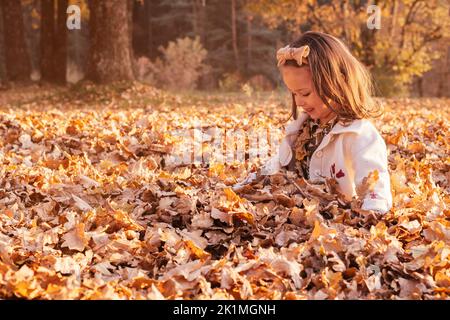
<box><xmin>0</xmin><ymin>81</ymin><xmax>449</xmax><ymax>299</ymax></box>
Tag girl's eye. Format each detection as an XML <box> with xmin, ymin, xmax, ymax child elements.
<box><xmin>293</xmin><ymin>92</ymin><xmax>310</xmax><ymax>97</ymax></box>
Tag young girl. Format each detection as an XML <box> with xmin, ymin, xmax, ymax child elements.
<box><xmin>235</xmin><ymin>31</ymin><xmax>392</xmax><ymax>214</ymax></box>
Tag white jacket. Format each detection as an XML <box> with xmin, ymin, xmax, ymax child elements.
<box><xmin>261</xmin><ymin>112</ymin><xmax>393</xmax><ymax>213</ymax></box>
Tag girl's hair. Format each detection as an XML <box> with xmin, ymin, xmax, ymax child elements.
<box><xmin>281</xmin><ymin>31</ymin><xmax>383</xmax><ymax>122</ymax></box>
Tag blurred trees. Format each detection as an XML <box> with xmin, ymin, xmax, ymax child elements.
<box><xmin>0</xmin><ymin>0</ymin><xmax>448</xmax><ymax>96</ymax></box>
<box><xmin>127</xmin><ymin>0</ymin><xmax>281</xmax><ymax>89</ymax></box>
<box><xmin>244</xmin><ymin>0</ymin><xmax>450</xmax><ymax>96</ymax></box>
<box><xmin>0</xmin><ymin>0</ymin><xmax>31</xmax><ymax>81</ymax></box>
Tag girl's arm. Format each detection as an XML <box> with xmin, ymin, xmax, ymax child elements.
<box><xmin>233</xmin><ymin>114</ymin><xmax>308</xmax><ymax>189</ymax></box>
<box><xmin>349</xmin><ymin>129</ymin><xmax>393</xmax><ymax>214</ymax></box>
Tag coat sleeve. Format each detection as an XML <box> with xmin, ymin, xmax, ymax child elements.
<box><xmin>234</xmin><ymin>113</ymin><xmax>308</xmax><ymax>184</ymax></box>
<box><xmin>260</xmin><ymin>131</ymin><xmax>295</xmax><ymax>175</ymax></box>
<box><xmin>349</xmin><ymin>127</ymin><xmax>393</xmax><ymax>214</ymax></box>
<box><xmin>260</xmin><ymin>113</ymin><xmax>309</xmax><ymax>175</ymax></box>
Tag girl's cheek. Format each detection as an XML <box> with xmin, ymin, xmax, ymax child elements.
<box><xmin>295</xmin><ymin>96</ymin><xmax>306</xmax><ymax>106</ymax></box>
<box><xmin>312</xmin><ymin>96</ymin><xmax>324</xmax><ymax>108</ymax></box>
<box><xmin>306</xmin><ymin>97</ymin><xmax>315</xmax><ymax>107</ymax></box>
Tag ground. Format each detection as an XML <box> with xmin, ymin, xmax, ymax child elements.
<box><xmin>0</xmin><ymin>82</ymin><xmax>448</xmax><ymax>299</ymax></box>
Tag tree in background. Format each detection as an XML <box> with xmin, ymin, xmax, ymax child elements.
<box><xmin>137</xmin><ymin>36</ymin><xmax>210</xmax><ymax>91</ymax></box>
<box><xmin>1</xmin><ymin>0</ymin><xmax>446</xmax><ymax>96</ymax></box>
<box><xmin>40</xmin><ymin>0</ymin><xmax>68</xmax><ymax>84</ymax></box>
<box><xmin>144</xmin><ymin>0</ymin><xmax>281</xmax><ymax>90</ymax></box>
<box><xmin>245</xmin><ymin>0</ymin><xmax>450</xmax><ymax>96</ymax></box>
<box><xmin>0</xmin><ymin>0</ymin><xmax>31</xmax><ymax>82</ymax></box>
<box><xmin>231</xmin><ymin>0</ymin><xmax>240</xmax><ymax>71</ymax></box>
<box><xmin>65</xmin><ymin>0</ymin><xmax>89</xmax><ymax>84</ymax></box>
<box><xmin>21</xmin><ymin>0</ymin><xmax>41</xmax><ymax>81</ymax></box>
<box><xmin>0</xmin><ymin>3</ymin><xmax>5</xmax><ymax>85</ymax></box>
<box><xmin>0</xmin><ymin>0</ymin><xmax>282</xmax><ymax>88</ymax></box>
<box><xmin>87</xmin><ymin>0</ymin><xmax>134</xmax><ymax>83</ymax></box>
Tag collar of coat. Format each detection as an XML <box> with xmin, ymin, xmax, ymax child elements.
<box><xmin>283</xmin><ymin>112</ymin><xmax>370</xmax><ymax>157</ymax></box>
<box><xmin>286</xmin><ymin>112</ymin><xmax>367</xmax><ymax>136</ymax></box>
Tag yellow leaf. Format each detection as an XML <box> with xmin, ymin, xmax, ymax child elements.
<box><xmin>184</xmin><ymin>240</ymin><xmax>210</xmax><ymax>260</ymax></box>
<box><xmin>224</xmin><ymin>187</ymin><xmax>244</xmax><ymax>204</ymax></box>
<box><xmin>233</xmin><ymin>211</ymin><xmax>255</xmax><ymax>225</ymax></box>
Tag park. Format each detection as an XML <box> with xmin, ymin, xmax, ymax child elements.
<box><xmin>0</xmin><ymin>0</ymin><xmax>448</xmax><ymax>302</ymax></box>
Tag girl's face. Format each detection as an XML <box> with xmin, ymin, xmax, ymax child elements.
<box><xmin>281</xmin><ymin>65</ymin><xmax>336</xmax><ymax>123</ymax></box>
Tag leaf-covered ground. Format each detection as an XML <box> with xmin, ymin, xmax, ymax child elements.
<box><xmin>0</xmin><ymin>82</ymin><xmax>448</xmax><ymax>299</ymax></box>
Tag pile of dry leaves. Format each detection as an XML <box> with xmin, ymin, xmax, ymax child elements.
<box><xmin>0</xmin><ymin>83</ymin><xmax>448</xmax><ymax>299</ymax></box>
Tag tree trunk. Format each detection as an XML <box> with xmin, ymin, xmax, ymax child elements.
<box><xmin>436</xmin><ymin>45</ymin><xmax>449</xmax><ymax>97</ymax></box>
<box><xmin>341</xmin><ymin>0</ymin><xmax>349</xmax><ymax>44</ymax></box>
<box><xmin>360</xmin><ymin>0</ymin><xmax>377</xmax><ymax>69</ymax></box>
<box><xmin>145</xmin><ymin>0</ymin><xmax>153</xmax><ymax>58</ymax></box>
<box><xmin>246</xmin><ymin>14</ymin><xmax>252</xmax><ymax>76</ymax></box>
<box><xmin>40</xmin><ymin>0</ymin><xmax>55</xmax><ymax>81</ymax></box>
<box><xmin>192</xmin><ymin>0</ymin><xmax>198</xmax><ymax>35</ymax></box>
<box><xmin>231</xmin><ymin>0</ymin><xmax>240</xmax><ymax>71</ymax></box>
<box><xmin>0</xmin><ymin>3</ymin><xmax>5</xmax><ymax>85</ymax></box>
<box><xmin>192</xmin><ymin>0</ymin><xmax>206</xmax><ymax>45</ymax></box>
<box><xmin>417</xmin><ymin>77</ymin><xmax>423</xmax><ymax>97</ymax></box>
<box><xmin>40</xmin><ymin>0</ymin><xmax>67</xmax><ymax>83</ymax></box>
<box><xmin>133</xmin><ymin>0</ymin><xmax>149</xmax><ymax>57</ymax></box>
<box><xmin>54</xmin><ymin>0</ymin><xmax>68</xmax><ymax>83</ymax></box>
<box><xmin>1</xmin><ymin>0</ymin><xmax>31</xmax><ymax>82</ymax></box>
<box><xmin>87</xmin><ymin>0</ymin><xmax>134</xmax><ymax>83</ymax></box>
<box><xmin>390</xmin><ymin>0</ymin><xmax>399</xmax><ymax>41</ymax></box>
<box><xmin>127</xmin><ymin>0</ymin><xmax>137</xmax><ymax>77</ymax></box>
<box><xmin>198</xmin><ymin>0</ymin><xmax>206</xmax><ymax>46</ymax></box>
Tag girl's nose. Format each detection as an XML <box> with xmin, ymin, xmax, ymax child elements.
<box><xmin>295</xmin><ymin>96</ymin><xmax>306</xmax><ymax>107</ymax></box>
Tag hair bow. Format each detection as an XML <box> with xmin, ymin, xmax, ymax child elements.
<box><xmin>276</xmin><ymin>45</ymin><xmax>310</xmax><ymax>67</ymax></box>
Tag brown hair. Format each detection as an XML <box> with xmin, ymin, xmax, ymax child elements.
<box><xmin>280</xmin><ymin>31</ymin><xmax>383</xmax><ymax>122</ymax></box>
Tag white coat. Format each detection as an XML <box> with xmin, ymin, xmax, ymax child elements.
<box><xmin>260</xmin><ymin>112</ymin><xmax>393</xmax><ymax>213</ymax></box>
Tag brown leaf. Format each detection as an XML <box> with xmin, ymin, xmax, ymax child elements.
<box><xmin>273</xmin><ymin>192</ymin><xmax>295</xmax><ymax>208</ymax></box>
<box><xmin>61</xmin><ymin>223</ymin><xmax>88</xmax><ymax>252</ymax></box>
